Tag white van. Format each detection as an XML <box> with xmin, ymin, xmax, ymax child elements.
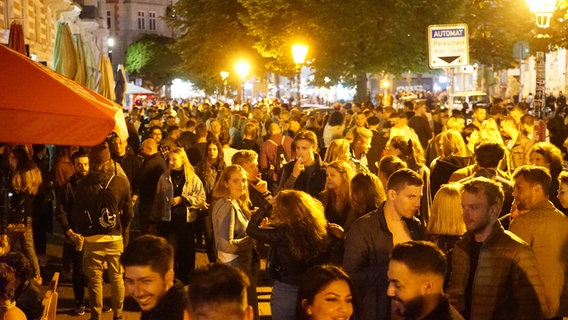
<box><xmin>450</xmin><ymin>91</ymin><xmax>490</xmax><ymax>110</ymax></box>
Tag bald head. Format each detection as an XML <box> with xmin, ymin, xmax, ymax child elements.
<box><xmin>141</xmin><ymin>138</ymin><xmax>158</xmax><ymax>156</ymax></box>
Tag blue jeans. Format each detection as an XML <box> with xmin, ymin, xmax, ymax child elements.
<box><xmin>8</xmin><ymin>217</ymin><xmax>41</xmax><ymax>278</ymax></box>
<box><xmin>271</xmin><ymin>281</ymin><xmax>298</xmax><ymax>320</ymax></box>
<box><xmin>226</xmin><ymin>249</ymin><xmax>260</xmax><ymax>320</ymax></box>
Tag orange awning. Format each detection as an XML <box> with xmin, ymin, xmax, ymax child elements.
<box><xmin>0</xmin><ymin>45</ymin><xmax>123</xmax><ymax>146</ymax></box>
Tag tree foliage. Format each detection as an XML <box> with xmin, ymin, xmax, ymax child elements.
<box><xmin>165</xmin><ymin>0</ymin><xmax>262</xmax><ymax>94</ymax></box>
<box><xmin>125</xmin><ymin>34</ymin><xmax>180</xmax><ymax>92</ymax></box>
<box><xmin>167</xmin><ymin>0</ymin><xmax>568</xmax><ymax>101</ymax></box>
<box><xmin>239</xmin><ymin>0</ymin><xmax>464</xmax><ymax>101</ymax></box>
<box><xmin>459</xmin><ymin>0</ymin><xmax>534</xmax><ymax>70</ymax></box>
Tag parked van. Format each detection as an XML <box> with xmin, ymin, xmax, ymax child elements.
<box><xmin>450</xmin><ymin>91</ymin><xmax>490</xmax><ymax>110</ymax></box>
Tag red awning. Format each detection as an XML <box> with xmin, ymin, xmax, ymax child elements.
<box><xmin>0</xmin><ymin>45</ymin><xmax>123</xmax><ymax>146</ymax></box>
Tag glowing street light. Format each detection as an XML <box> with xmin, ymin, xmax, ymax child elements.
<box><xmin>292</xmin><ymin>44</ymin><xmax>308</xmax><ymax>106</ymax></box>
<box><xmin>220</xmin><ymin>71</ymin><xmax>229</xmax><ymax>97</ymax></box>
<box><xmin>107</xmin><ymin>37</ymin><xmax>114</xmax><ymax>62</ymax></box>
<box><xmin>527</xmin><ymin>0</ymin><xmax>557</xmax><ymax>141</ymax></box>
<box><xmin>527</xmin><ymin>0</ymin><xmax>557</xmax><ymax>28</ymax></box>
<box><xmin>235</xmin><ymin>61</ymin><xmax>250</xmax><ymax>103</ymax></box>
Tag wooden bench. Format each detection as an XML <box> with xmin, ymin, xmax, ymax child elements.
<box><xmin>40</xmin><ymin>272</ymin><xmax>59</xmax><ymax>320</ymax></box>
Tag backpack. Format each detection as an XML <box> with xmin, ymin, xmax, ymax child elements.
<box><xmin>269</xmin><ymin>136</ymin><xmax>288</xmax><ymax>174</ymax></box>
<box><xmin>86</xmin><ymin>174</ymin><xmax>121</xmax><ymax>235</ymax></box>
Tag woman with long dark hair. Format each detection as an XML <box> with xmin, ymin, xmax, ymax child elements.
<box><xmin>196</xmin><ymin>139</ymin><xmax>226</xmax><ymax>262</ymax></box>
<box><xmin>296</xmin><ymin>265</ymin><xmax>357</xmax><ymax>320</ymax></box>
<box><xmin>7</xmin><ymin>146</ymin><xmax>42</xmax><ymax>285</ymax></box>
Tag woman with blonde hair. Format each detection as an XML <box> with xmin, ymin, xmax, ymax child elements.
<box><xmin>211</xmin><ymin>164</ymin><xmax>258</xmax><ymax>318</ymax></box>
<box><xmin>153</xmin><ymin>147</ymin><xmax>206</xmax><ymax>284</ymax></box>
<box><xmin>247</xmin><ymin>190</ymin><xmax>336</xmax><ymax>320</ymax></box>
<box><xmin>319</xmin><ymin>160</ymin><xmax>354</xmax><ymax>227</ymax></box>
<box><xmin>426</xmin><ymin>183</ymin><xmax>465</xmax><ymax>286</ymax></box>
<box><xmin>323</xmin><ymin>139</ymin><xmax>351</xmax><ymax>163</ymax></box>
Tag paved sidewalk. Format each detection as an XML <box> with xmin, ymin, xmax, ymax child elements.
<box><xmin>41</xmin><ymin>233</ymin><xmax>272</xmax><ymax>319</ymax></box>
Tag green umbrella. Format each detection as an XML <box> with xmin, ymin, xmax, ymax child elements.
<box><xmin>73</xmin><ymin>33</ymin><xmax>87</xmax><ymax>86</ymax></box>
<box><xmin>52</xmin><ymin>22</ymin><xmax>77</xmax><ymax>80</ymax></box>
<box><xmin>97</xmin><ymin>54</ymin><xmax>116</xmax><ymax>101</ymax></box>
<box><xmin>84</xmin><ymin>42</ymin><xmax>97</xmax><ymax>90</ymax></box>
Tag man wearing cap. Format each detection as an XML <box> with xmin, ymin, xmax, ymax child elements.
<box><xmin>71</xmin><ymin>142</ymin><xmax>134</xmax><ymax>320</ymax></box>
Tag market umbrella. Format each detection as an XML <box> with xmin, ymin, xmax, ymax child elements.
<box><xmin>114</xmin><ymin>64</ymin><xmax>127</xmax><ymax>106</ymax></box>
<box><xmin>53</xmin><ymin>22</ymin><xmax>77</xmax><ymax>80</ymax></box>
<box><xmin>8</xmin><ymin>21</ymin><xmax>26</xmax><ymax>56</ymax></box>
<box><xmin>97</xmin><ymin>54</ymin><xmax>116</xmax><ymax>101</ymax></box>
<box><xmin>73</xmin><ymin>33</ymin><xmax>88</xmax><ymax>86</ymax></box>
<box><xmin>0</xmin><ymin>44</ymin><xmax>127</xmax><ymax>146</ymax></box>
<box><xmin>84</xmin><ymin>42</ymin><xmax>98</xmax><ymax>90</ymax></box>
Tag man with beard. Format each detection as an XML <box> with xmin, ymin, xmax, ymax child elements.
<box><xmin>447</xmin><ymin>177</ymin><xmax>546</xmax><ymax>319</ymax></box>
<box><xmin>121</xmin><ymin>235</ymin><xmax>189</xmax><ymax>320</ymax></box>
<box><xmin>387</xmin><ymin>241</ymin><xmax>463</xmax><ymax>320</ymax></box>
<box><xmin>55</xmin><ymin>150</ymin><xmax>90</xmax><ymax>315</ymax></box>
<box><xmin>509</xmin><ymin>166</ymin><xmax>568</xmax><ymax>320</ymax></box>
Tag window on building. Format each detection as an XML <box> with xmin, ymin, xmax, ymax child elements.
<box><xmin>138</xmin><ymin>11</ymin><xmax>145</xmax><ymax>30</ymax></box>
<box><xmin>148</xmin><ymin>12</ymin><xmax>156</xmax><ymax>30</ymax></box>
<box><xmin>107</xmin><ymin>11</ymin><xmax>112</xmax><ymax>29</ymax></box>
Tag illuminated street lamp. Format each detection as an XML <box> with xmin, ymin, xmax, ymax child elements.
<box><xmin>381</xmin><ymin>77</ymin><xmax>390</xmax><ymax>107</ymax></box>
<box><xmin>527</xmin><ymin>0</ymin><xmax>556</xmax><ymax>28</ymax></box>
<box><xmin>220</xmin><ymin>71</ymin><xmax>229</xmax><ymax>97</ymax></box>
<box><xmin>235</xmin><ymin>61</ymin><xmax>250</xmax><ymax>103</ymax></box>
<box><xmin>107</xmin><ymin>37</ymin><xmax>114</xmax><ymax>62</ymax></box>
<box><xmin>527</xmin><ymin>0</ymin><xmax>556</xmax><ymax>141</ymax></box>
<box><xmin>292</xmin><ymin>44</ymin><xmax>308</xmax><ymax>106</ymax></box>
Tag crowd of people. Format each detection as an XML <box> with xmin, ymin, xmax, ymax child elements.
<box><xmin>1</xmin><ymin>92</ymin><xmax>568</xmax><ymax>320</ymax></box>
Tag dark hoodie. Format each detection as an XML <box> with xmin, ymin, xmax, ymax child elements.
<box><xmin>140</xmin><ymin>279</ymin><xmax>188</xmax><ymax>320</ymax></box>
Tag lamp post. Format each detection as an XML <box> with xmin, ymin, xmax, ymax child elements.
<box><xmin>220</xmin><ymin>71</ymin><xmax>229</xmax><ymax>98</ymax></box>
<box><xmin>292</xmin><ymin>44</ymin><xmax>308</xmax><ymax>107</ymax></box>
<box><xmin>527</xmin><ymin>0</ymin><xmax>556</xmax><ymax>142</ymax></box>
<box><xmin>235</xmin><ymin>61</ymin><xmax>250</xmax><ymax>103</ymax></box>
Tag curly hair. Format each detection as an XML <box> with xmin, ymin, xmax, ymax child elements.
<box><xmin>271</xmin><ymin>190</ymin><xmax>329</xmax><ymax>260</ymax></box>
<box><xmin>530</xmin><ymin>142</ymin><xmax>564</xmax><ymax>175</ymax></box>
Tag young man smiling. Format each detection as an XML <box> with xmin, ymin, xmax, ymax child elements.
<box><xmin>120</xmin><ymin>235</ymin><xmax>189</xmax><ymax>320</ymax></box>
<box><xmin>387</xmin><ymin>241</ymin><xmax>463</xmax><ymax>320</ymax></box>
